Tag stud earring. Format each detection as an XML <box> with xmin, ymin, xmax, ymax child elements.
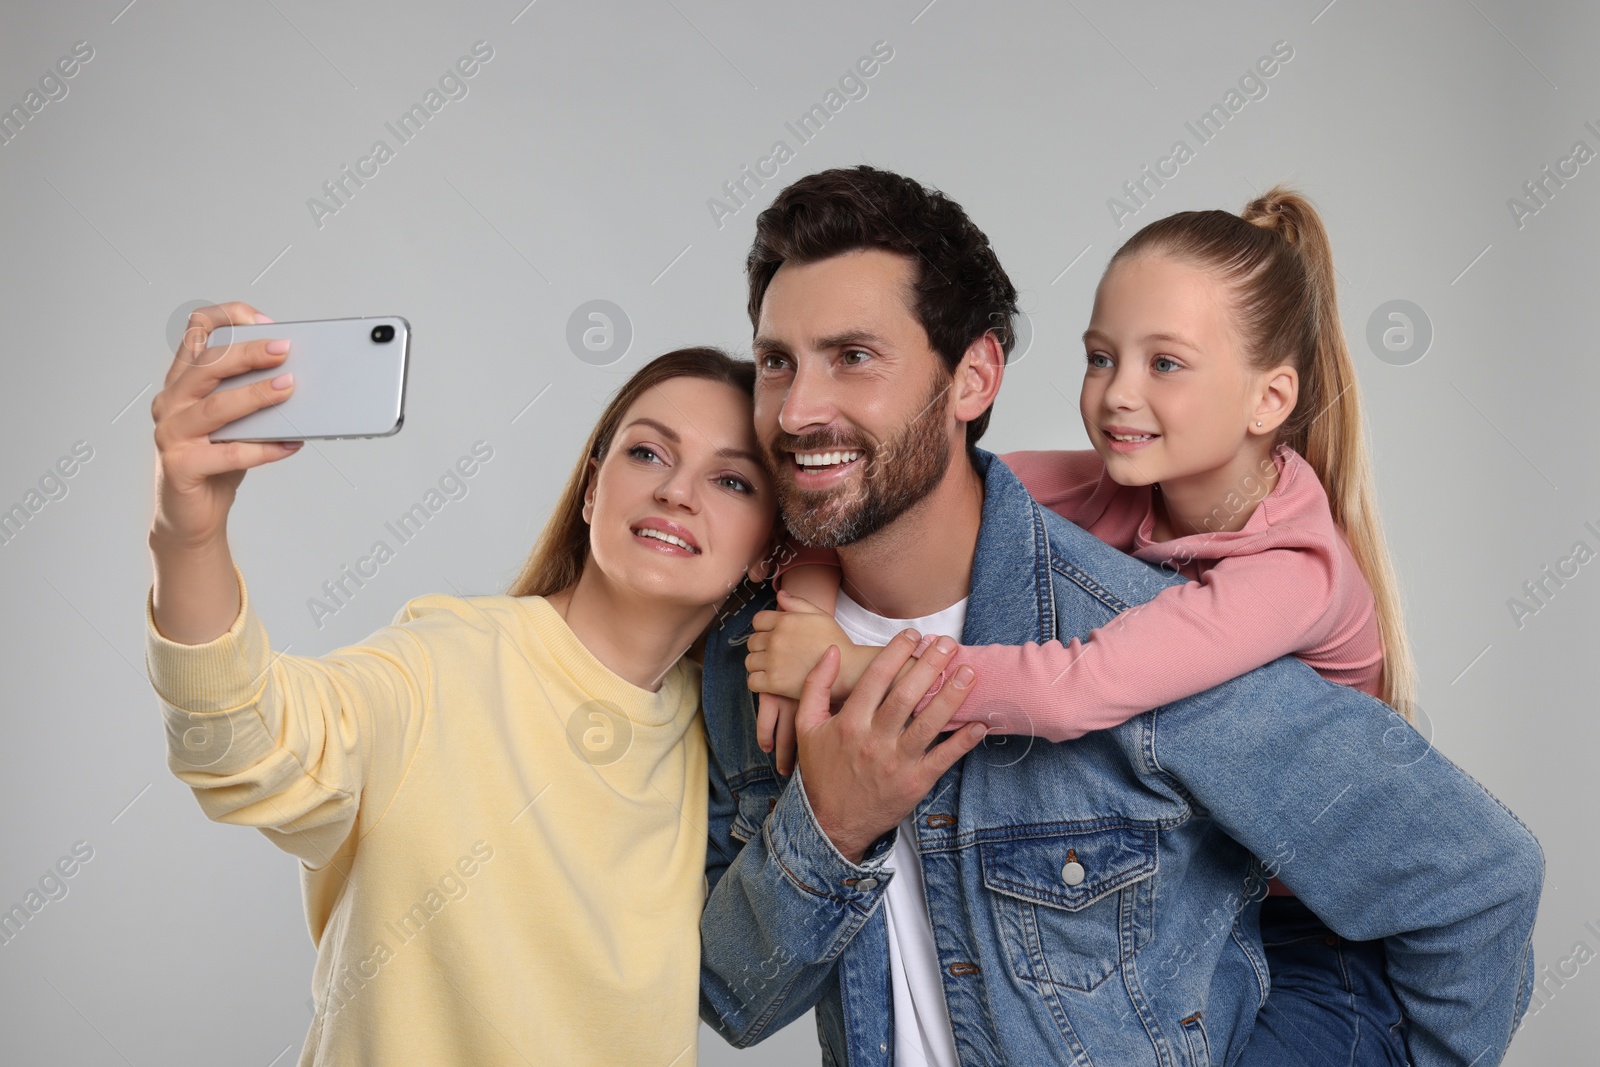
<box><xmin>1255</xmin><ymin>421</ymin><xmax>1262</xmax><ymax>427</ymax></box>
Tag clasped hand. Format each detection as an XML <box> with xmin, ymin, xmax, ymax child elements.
<box><xmin>772</xmin><ymin>634</ymin><xmax>985</xmax><ymax>863</ymax></box>
<box><xmin>745</xmin><ymin>590</ymin><xmax>878</xmax><ymax>774</ymax></box>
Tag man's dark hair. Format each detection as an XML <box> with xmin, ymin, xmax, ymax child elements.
<box><xmin>745</xmin><ymin>165</ymin><xmax>1019</xmax><ymax>451</ymax></box>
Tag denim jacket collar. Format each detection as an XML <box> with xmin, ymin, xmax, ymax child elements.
<box><xmin>964</xmin><ymin>447</ymin><xmax>1059</xmax><ymax>648</ymax></box>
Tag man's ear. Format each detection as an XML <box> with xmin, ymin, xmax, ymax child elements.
<box><xmin>580</xmin><ymin>456</ymin><xmax>599</xmax><ymax>524</ymax></box>
<box><xmin>952</xmin><ymin>330</ymin><xmax>1006</xmax><ymax>427</ymax></box>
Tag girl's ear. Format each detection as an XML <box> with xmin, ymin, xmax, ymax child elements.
<box><xmin>580</xmin><ymin>456</ymin><xmax>600</xmax><ymax>524</ymax></box>
<box><xmin>1252</xmin><ymin>365</ymin><xmax>1299</xmax><ymax>434</ymax></box>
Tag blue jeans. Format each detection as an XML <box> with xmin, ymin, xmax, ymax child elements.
<box><xmin>1238</xmin><ymin>896</ymin><xmax>1410</xmax><ymax>1066</ymax></box>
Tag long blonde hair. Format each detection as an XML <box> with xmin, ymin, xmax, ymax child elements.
<box><xmin>1110</xmin><ymin>186</ymin><xmax>1418</xmax><ymax>718</ymax></box>
<box><xmin>505</xmin><ymin>347</ymin><xmax>757</xmax><ymax>599</ymax></box>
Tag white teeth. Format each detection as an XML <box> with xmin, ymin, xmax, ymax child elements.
<box><xmin>796</xmin><ymin>450</ymin><xmax>863</xmax><ymax>468</ymax></box>
<box><xmin>1107</xmin><ymin>433</ymin><xmax>1155</xmax><ymax>442</ymax></box>
<box><xmin>636</xmin><ymin>527</ymin><xmax>696</xmax><ymax>552</ymax></box>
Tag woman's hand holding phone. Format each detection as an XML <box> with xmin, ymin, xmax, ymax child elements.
<box><xmin>148</xmin><ymin>301</ymin><xmax>299</xmax><ymax>644</ymax></box>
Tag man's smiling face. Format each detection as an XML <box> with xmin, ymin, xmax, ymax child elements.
<box><xmin>751</xmin><ymin>248</ymin><xmax>957</xmax><ymax>549</ymax></box>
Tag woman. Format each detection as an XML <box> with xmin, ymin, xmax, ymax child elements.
<box><xmin>146</xmin><ymin>302</ymin><xmax>778</xmax><ymax>1065</ymax></box>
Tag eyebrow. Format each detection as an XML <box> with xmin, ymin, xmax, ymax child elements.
<box><xmin>621</xmin><ymin>417</ymin><xmax>764</xmax><ymax>468</ymax></box>
<box><xmin>752</xmin><ymin>329</ymin><xmax>891</xmax><ymax>354</ymax></box>
<box><xmin>1081</xmin><ymin>328</ymin><xmax>1203</xmax><ymax>351</ymax></box>
<box><xmin>816</xmin><ymin>330</ymin><xmax>891</xmax><ymax>351</ymax></box>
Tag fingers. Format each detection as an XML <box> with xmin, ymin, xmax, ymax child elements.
<box><xmin>774</xmin><ymin>696</ymin><xmax>799</xmax><ymax>776</ymax></box>
<box><xmin>903</xmin><ymin>664</ymin><xmax>976</xmax><ymax>752</ymax></box>
<box><xmin>835</xmin><ymin>630</ymin><xmax>920</xmax><ymax>727</ymax></box>
<box><xmin>750</xmin><ymin>609</ymin><xmax>780</xmax><ymax>633</ymax></box>
<box><xmin>756</xmin><ymin>691</ymin><xmax>779</xmax><ymax>752</ymax></box>
<box><xmin>918</xmin><ymin>714</ymin><xmax>988</xmax><ymax>783</ymax></box>
<box><xmin>187</xmin><ymin>439</ymin><xmax>304</xmax><ymax>479</ymax></box>
<box><xmin>743</xmin><ymin>645</ymin><xmax>768</xmax><ymax>687</ymax></box>
<box><xmin>171</xmin><ymin>334</ymin><xmax>292</xmax><ymax>409</ymax></box>
<box><xmin>867</xmin><ymin>635</ymin><xmax>957</xmax><ymax>738</ymax></box>
<box><xmin>755</xmin><ymin>687</ymin><xmax>803</xmax><ymax>776</ymax></box>
<box><xmin>166</xmin><ymin>302</ymin><xmax>272</xmax><ymax>385</ymax></box>
<box><xmin>775</xmin><ymin>589</ymin><xmax>826</xmax><ymax>615</ymax></box>
<box><xmin>793</xmin><ymin>644</ymin><xmax>842</xmax><ymax>733</ymax></box>
<box><xmin>159</xmin><ymin>354</ymin><xmax>295</xmax><ymax>446</ymax></box>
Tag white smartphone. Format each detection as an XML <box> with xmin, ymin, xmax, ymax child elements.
<box><xmin>207</xmin><ymin>316</ymin><xmax>410</xmax><ymax>442</ymax></box>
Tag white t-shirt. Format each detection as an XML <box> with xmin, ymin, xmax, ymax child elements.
<box><xmin>833</xmin><ymin>589</ymin><xmax>968</xmax><ymax>1067</ymax></box>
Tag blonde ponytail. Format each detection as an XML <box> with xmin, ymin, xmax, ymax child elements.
<box><xmin>1243</xmin><ymin>189</ymin><xmax>1416</xmax><ymax>717</ymax></box>
<box><xmin>1110</xmin><ymin>187</ymin><xmax>1418</xmax><ymax>719</ymax></box>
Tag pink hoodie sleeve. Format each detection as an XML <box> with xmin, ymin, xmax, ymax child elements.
<box><xmin>999</xmin><ymin>449</ymin><xmax>1119</xmax><ymax>527</ymax></box>
<box><xmin>925</xmin><ymin>543</ymin><xmax>1345</xmax><ymax>741</ymax></box>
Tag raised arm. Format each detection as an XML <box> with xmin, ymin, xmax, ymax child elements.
<box><xmin>149</xmin><ymin>300</ymin><xmax>301</xmax><ymax>644</ymax></box>
<box><xmin>700</xmin><ymin>743</ymin><xmax>886</xmax><ymax>1047</ymax></box>
<box><xmin>146</xmin><ymin>301</ymin><xmax>426</xmax><ymax>866</ymax></box>
<box><xmin>702</xmin><ymin>627</ymin><xmax>985</xmax><ymax>1046</ymax></box>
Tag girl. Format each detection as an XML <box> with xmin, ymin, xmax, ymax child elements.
<box><xmin>146</xmin><ymin>307</ymin><xmax>777</xmax><ymax>1066</ymax></box>
<box><xmin>744</xmin><ymin>187</ymin><xmax>1416</xmax><ymax>1063</ymax></box>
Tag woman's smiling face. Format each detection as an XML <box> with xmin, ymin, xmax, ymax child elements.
<box><xmin>582</xmin><ymin>375</ymin><xmax>777</xmax><ymax>609</ymax></box>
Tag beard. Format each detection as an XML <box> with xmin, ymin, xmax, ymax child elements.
<box><xmin>768</xmin><ymin>368</ymin><xmax>954</xmax><ymax>549</ymax></box>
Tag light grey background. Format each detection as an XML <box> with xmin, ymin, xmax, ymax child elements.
<box><xmin>0</xmin><ymin>0</ymin><xmax>1593</xmax><ymax>1063</ymax></box>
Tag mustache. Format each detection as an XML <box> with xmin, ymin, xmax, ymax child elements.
<box><xmin>769</xmin><ymin>432</ymin><xmax>872</xmax><ymax>456</ymax></box>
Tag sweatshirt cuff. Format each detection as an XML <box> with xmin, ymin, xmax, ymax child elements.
<box><xmin>144</xmin><ymin>561</ymin><xmax>272</xmax><ymax>712</ymax></box>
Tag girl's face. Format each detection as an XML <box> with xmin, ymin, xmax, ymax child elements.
<box><xmin>1079</xmin><ymin>253</ymin><xmax>1279</xmax><ymax>488</ymax></box>
<box><xmin>582</xmin><ymin>376</ymin><xmax>777</xmax><ymax>610</ymax></box>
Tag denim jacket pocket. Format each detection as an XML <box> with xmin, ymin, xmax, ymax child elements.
<box><xmin>980</xmin><ymin>822</ymin><xmax>1159</xmax><ymax>992</ymax></box>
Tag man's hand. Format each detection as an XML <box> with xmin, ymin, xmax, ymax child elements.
<box><xmin>795</xmin><ymin>634</ymin><xmax>986</xmax><ymax>864</ymax></box>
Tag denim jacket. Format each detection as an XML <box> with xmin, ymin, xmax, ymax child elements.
<box><xmin>699</xmin><ymin>448</ymin><xmax>1542</xmax><ymax>1067</ymax></box>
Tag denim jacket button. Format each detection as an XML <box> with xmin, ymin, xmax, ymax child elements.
<box><xmin>855</xmin><ymin>876</ymin><xmax>879</xmax><ymax>891</ymax></box>
<box><xmin>1062</xmin><ymin>859</ymin><xmax>1086</xmax><ymax>886</ymax></box>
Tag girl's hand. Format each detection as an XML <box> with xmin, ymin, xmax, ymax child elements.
<box><xmin>754</xmin><ymin>692</ymin><xmax>802</xmax><ymax>776</ymax></box>
<box><xmin>149</xmin><ymin>302</ymin><xmax>300</xmax><ymax>551</ymax></box>
<box><xmin>746</xmin><ymin>592</ymin><xmax>860</xmax><ymax>701</ymax></box>
<box><xmin>746</xmin><ymin>592</ymin><xmax>884</xmax><ymax>775</ymax></box>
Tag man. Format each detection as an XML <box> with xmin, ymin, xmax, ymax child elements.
<box><xmin>698</xmin><ymin>165</ymin><xmax>1541</xmax><ymax>1066</ymax></box>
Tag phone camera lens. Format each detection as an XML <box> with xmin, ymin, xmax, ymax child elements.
<box><xmin>371</xmin><ymin>324</ymin><xmax>395</xmax><ymax>344</ymax></box>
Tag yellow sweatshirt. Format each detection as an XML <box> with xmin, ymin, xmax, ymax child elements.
<box><xmin>145</xmin><ymin>563</ymin><xmax>707</xmax><ymax>1066</ymax></box>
